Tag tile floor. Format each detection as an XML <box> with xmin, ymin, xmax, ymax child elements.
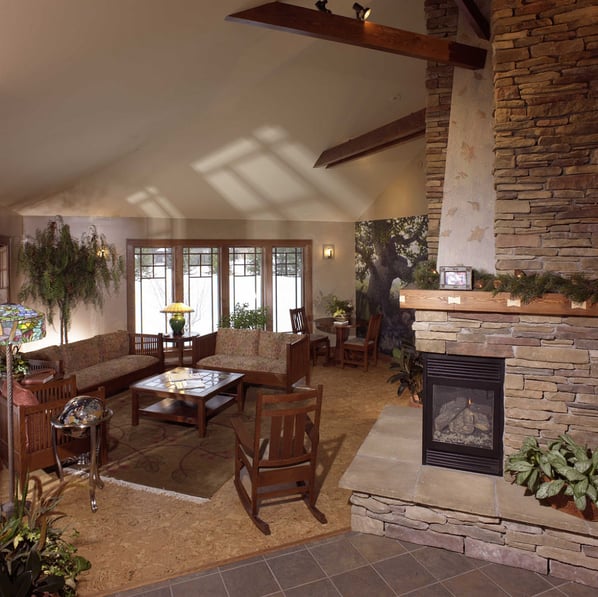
<box><xmin>109</xmin><ymin>531</ymin><xmax>596</xmax><ymax>597</ymax></box>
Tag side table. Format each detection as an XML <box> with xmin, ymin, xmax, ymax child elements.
<box><xmin>51</xmin><ymin>407</ymin><xmax>113</xmax><ymax>513</ymax></box>
<box><xmin>163</xmin><ymin>334</ymin><xmax>198</xmax><ymax>367</ymax></box>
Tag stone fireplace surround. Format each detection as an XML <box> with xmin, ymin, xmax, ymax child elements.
<box><xmin>340</xmin><ymin>290</ymin><xmax>598</xmax><ymax>588</ymax></box>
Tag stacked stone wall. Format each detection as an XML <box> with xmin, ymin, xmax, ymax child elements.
<box><xmin>412</xmin><ymin>310</ymin><xmax>598</xmax><ymax>453</ymax></box>
<box><xmin>493</xmin><ymin>0</ymin><xmax>598</xmax><ymax>277</ymax></box>
<box><xmin>424</xmin><ymin>0</ymin><xmax>458</xmax><ymax>262</ymax></box>
<box><xmin>350</xmin><ymin>493</ymin><xmax>598</xmax><ymax>588</ymax></box>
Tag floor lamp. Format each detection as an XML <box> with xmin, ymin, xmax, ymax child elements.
<box><xmin>1</xmin><ymin>303</ymin><xmax>46</xmax><ymax>510</ymax></box>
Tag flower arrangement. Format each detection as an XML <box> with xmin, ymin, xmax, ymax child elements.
<box><xmin>322</xmin><ymin>294</ymin><xmax>353</xmax><ymax>319</ymax></box>
<box><xmin>0</xmin><ymin>346</ymin><xmax>30</xmax><ymax>379</ymax></box>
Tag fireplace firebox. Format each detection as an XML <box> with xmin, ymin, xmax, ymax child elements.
<box><xmin>422</xmin><ymin>353</ymin><xmax>504</xmax><ymax>475</ymax></box>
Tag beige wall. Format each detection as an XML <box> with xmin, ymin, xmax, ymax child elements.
<box><xmin>19</xmin><ymin>215</ymin><xmax>355</xmax><ymax>346</ymax></box>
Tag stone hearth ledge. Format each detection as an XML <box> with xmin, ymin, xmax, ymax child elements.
<box><xmin>339</xmin><ymin>405</ymin><xmax>598</xmax><ymax>587</ymax></box>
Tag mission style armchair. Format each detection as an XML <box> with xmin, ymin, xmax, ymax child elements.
<box><xmin>0</xmin><ymin>375</ymin><xmax>107</xmax><ymax>489</ymax></box>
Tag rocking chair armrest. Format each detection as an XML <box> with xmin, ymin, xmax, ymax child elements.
<box><xmin>231</xmin><ymin>416</ymin><xmax>254</xmax><ymax>456</ymax></box>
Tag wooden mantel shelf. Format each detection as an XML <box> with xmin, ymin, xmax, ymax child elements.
<box><xmin>400</xmin><ymin>289</ymin><xmax>598</xmax><ymax>317</ymax></box>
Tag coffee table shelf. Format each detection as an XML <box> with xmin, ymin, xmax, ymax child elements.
<box><xmin>131</xmin><ymin>368</ymin><xmax>245</xmax><ymax>436</ymax></box>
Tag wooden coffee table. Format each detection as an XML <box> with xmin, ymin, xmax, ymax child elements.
<box><xmin>131</xmin><ymin>367</ymin><xmax>245</xmax><ymax>437</ymax></box>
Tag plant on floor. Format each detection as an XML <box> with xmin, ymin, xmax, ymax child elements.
<box><xmin>505</xmin><ymin>434</ymin><xmax>598</xmax><ymax>513</ymax></box>
<box><xmin>219</xmin><ymin>302</ymin><xmax>268</xmax><ymax>329</ymax></box>
<box><xmin>18</xmin><ymin>216</ymin><xmax>124</xmax><ymax>344</ymax></box>
<box><xmin>0</xmin><ymin>475</ymin><xmax>91</xmax><ymax>597</ymax></box>
<box><xmin>387</xmin><ymin>337</ymin><xmax>423</xmax><ymax>403</ymax></box>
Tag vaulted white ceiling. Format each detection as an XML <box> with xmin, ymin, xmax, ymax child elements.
<box><xmin>1</xmin><ymin>0</ymin><xmax>427</xmax><ymax>221</ymax></box>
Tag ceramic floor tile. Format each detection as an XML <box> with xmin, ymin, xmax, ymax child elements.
<box><xmin>308</xmin><ymin>537</ymin><xmax>368</xmax><ymax>576</ymax></box>
<box><xmin>411</xmin><ymin>545</ymin><xmax>479</xmax><ymax>580</ymax></box>
<box><xmin>480</xmin><ymin>562</ymin><xmax>556</xmax><ymax>596</ymax></box>
<box><xmin>373</xmin><ymin>552</ymin><xmax>437</xmax><ymax>594</ymax></box>
<box><xmin>283</xmin><ymin>578</ymin><xmax>342</xmax><ymax>597</ymax></box>
<box><xmin>441</xmin><ymin>569</ymin><xmax>509</xmax><ymax>596</ymax></box>
<box><xmin>265</xmin><ymin>549</ymin><xmax>325</xmax><ymax>590</ymax></box>
<box><xmin>170</xmin><ymin>571</ymin><xmax>228</xmax><ymax>597</ymax></box>
<box><xmin>330</xmin><ymin>565</ymin><xmax>396</xmax><ymax>597</ymax></box>
<box><xmin>220</xmin><ymin>560</ymin><xmax>281</xmax><ymax>597</ymax></box>
<box><xmin>348</xmin><ymin>532</ymin><xmax>408</xmax><ymax>563</ymax></box>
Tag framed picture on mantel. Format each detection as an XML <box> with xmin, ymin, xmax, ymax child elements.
<box><xmin>439</xmin><ymin>266</ymin><xmax>472</xmax><ymax>290</ymax></box>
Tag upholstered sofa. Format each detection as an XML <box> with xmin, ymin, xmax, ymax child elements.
<box><xmin>23</xmin><ymin>331</ymin><xmax>164</xmax><ymax>396</ymax></box>
<box><xmin>191</xmin><ymin>328</ymin><xmax>310</xmax><ymax>393</ymax></box>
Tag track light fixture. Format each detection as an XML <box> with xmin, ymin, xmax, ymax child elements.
<box><xmin>352</xmin><ymin>2</ymin><xmax>371</xmax><ymax>21</ymax></box>
<box><xmin>315</xmin><ymin>0</ymin><xmax>331</xmax><ymax>14</ymax></box>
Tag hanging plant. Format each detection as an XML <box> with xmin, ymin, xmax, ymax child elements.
<box><xmin>18</xmin><ymin>216</ymin><xmax>124</xmax><ymax>344</ymax></box>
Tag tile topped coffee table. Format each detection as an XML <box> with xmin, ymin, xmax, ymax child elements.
<box><xmin>131</xmin><ymin>367</ymin><xmax>244</xmax><ymax>436</ymax></box>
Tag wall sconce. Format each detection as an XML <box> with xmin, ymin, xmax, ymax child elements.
<box><xmin>323</xmin><ymin>244</ymin><xmax>335</xmax><ymax>260</ymax></box>
<box><xmin>352</xmin><ymin>2</ymin><xmax>371</xmax><ymax>21</ymax></box>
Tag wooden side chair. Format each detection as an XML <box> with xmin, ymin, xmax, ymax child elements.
<box><xmin>0</xmin><ymin>375</ymin><xmax>108</xmax><ymax>489</ymax></box>
<box><xmin>289</xmin><ymin>307</ymin><xmax>330</xmax><ymax>367</ymax></box>
<box><xmin>231</xmin><ymin>384</ymin><xmax>327</xmax><ymax>535</ymax></box>
<box><xmin>341</xmin><ymin>313</ymin><xmax>383</xmax><ymax>372</ymax></box>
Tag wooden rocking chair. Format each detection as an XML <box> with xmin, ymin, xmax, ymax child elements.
<box><xmin>231</xmin><ymin>385</ymin><xmax>327</xmax><ymax>534</ymax></box>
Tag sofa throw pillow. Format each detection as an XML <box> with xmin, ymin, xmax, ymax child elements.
<box><xmin>258</xmin><ymin>331</ymin><xmax>285</xmax><ymax>360</ymax></box>
<box><xmin>62</xmin><ymin>336</ymin><xmax>101</xmax><ymax>375</ymax></box>
<box><xmin>216</xmin><ymin>328</ymin><xmax>260</xmax><ymax>357</ymax></box>
<box><xmin>1</xmin><ymin>379</ymin><xmax>38</xmax><ymax>406</ymax></box>
<box><xmin>99</xmin><ymin>330</ymin><xmax>130</xmax><ymax>361</ymax></box>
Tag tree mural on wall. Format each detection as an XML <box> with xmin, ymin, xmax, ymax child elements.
<box><xmin>355</xmin><ymin>216</ymin><xmax>428</xmax><ymax>352</ymax></box>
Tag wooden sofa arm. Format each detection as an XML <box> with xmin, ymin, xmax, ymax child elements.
<box><xmin>191</xmin><ymin>332</ymin><xmax>217</xmax><ymax>365</ymax></box>
<box><xmin>287</xmin><ymin>335</ymin><xmax>310</xmax><ymax>384</ymax></box>
<box><xmin>130</xmin><ymin>332</ymin><xmax>165</xmax><ymax>362</ymax></box>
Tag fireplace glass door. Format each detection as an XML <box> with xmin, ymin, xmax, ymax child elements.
<box><xmin>422</xmin><ymin>354</ymin><xmax>504</xmax><ymax>475</ymax></box>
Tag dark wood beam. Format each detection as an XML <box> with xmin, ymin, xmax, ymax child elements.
<box><xmin>454</xmin><ymin>0</ymin><xmax>490</xmax><ymax>41</ymax></box>
<box><xmin>226</xmin><ymin>2</ymin><xmax>486</xmax><ymax>70</ymax></box>
<box><xmin>314</xmin><ymin>108</ymin><xmax>426</xmax><ymax>168</ymax></box>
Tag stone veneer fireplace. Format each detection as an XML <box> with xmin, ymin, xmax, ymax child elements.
<box><xmin>340</xmin><ymin>291</ymin><xmax>598</xmax><ymax>588</ymax></box>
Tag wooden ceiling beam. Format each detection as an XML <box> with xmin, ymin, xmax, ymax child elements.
<box><xmin>314</xmin><ymin>108</ymin><xmax>426</xmax><ymax>168</ymax></box>
<box><xmin>226</xmin><ymin>2</ymin><xmax>486</xmax><ymax>70</ymax></box>
<box><xmin>454</xmin><ymin>0</ymin><xmax>490</xmax><ymax>40</ymax></box>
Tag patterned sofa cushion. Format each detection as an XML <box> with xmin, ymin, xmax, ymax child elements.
<box><xmin>215</xmin><ymin>328</ymin><xmax>260</xmax><ymax>357</ymax></box>
<box><xmin>257</xmin><ymin>331</ymin><xmax>302</xmax><ymax>359</ymax></box>
<box><xmin>99</xmin><ymin>330</ymin><xmax>130</xmax><ymax>361</ymax></box>
<box><xmin>199</xmin><ymin>354</ymin><xmax>286</xmax><ymax>375</ymax></box>
<box><xmin>23</xmin><ymin>344</ymin><xmax>62</xmax><ymax>363</ymax></box>
<box><xmin>75</xmin><ymin>354</ymin><xmax>159</xmax><ymax>392</ymax></box>
<box><xmin>62</xmin><ymin>337</ymin><xmax>101</xmax><ymax>376</ymax></box>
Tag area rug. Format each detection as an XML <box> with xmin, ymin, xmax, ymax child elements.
<box><xmin>102</xmin><ymin>390</ymin><xmax>256</xmax><ymax>500</ymax></box>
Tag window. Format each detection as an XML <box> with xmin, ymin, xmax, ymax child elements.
<box><xmin>0</xmin><ymin>237</ymin><xmax>9</xmax><ymax>303</ymax></box>
<box><xmin>127</xmin><ymin>240</ymin><xmax>312</xmax><ymax>334</ymax></box>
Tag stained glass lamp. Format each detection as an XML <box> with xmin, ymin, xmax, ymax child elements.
<box><xmin>161</xmin><ymin>302</ymin><xmax>193</xmax><ymax>337</ymax></box>
<box><xmin>1</xmin><ymin>303</ymin><xmax>46</xmax><ymax>506</ymax></box>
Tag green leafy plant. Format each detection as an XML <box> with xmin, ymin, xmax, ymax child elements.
<box><xmin>0</xmin><ymin>475</ymin><xmax>91</xmax><ymax>597</ymax></box>
<box><xmin>219</xmin><ymin>303</ymin><xmax>268</xmax><ymax>329</ymax></box>
<box><xmin>505</xmin><ymin>434</ymin><xmax>598</xmax><ymax>513</ymax></box>
<box><xmin>387</xmin><ymin>338</ymin><xmax>423</xmax><ymax>399</ymax></box>
<box><xmin>320</xmin><ymin>294</ymin><xmax>353</xmax><ymax>318</ymax></box>
<box><xmin>0</xmin><ymin>347</ymin><xmax>29</xmax><ymax>379</ymax></box>
<box><xmin>18</xmin><ymin>216</ymin><xmax>124</xmax><ymax>344</ymax></box>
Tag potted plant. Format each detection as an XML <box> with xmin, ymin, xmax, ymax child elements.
<box><xmin>0</xmin><ymin>475</ymin><xmax>91</xmax><ymax>596</ymax></box>
<box><xmin>0</xmin><ymin>347</ymin><xmax>29</xmax><ymax>380</ymax></box>
<box><xmin>219</xmin><ymin>302</ymin><xmax>268</xmax><ymax>329</ymax></box>
<box><xmin>387</xmin><ymin>338</ymin><xmax>423</xmax><ymax>407</ymax></box>
<box><xmin>321</xmin><ymin>294</ymin><xmax>353</xmax><ymax>321</ymax></box>
<box><xmin>505</xmin><ymin>434</ymin><xmax>598</xmax><ymax>520</ymax></box>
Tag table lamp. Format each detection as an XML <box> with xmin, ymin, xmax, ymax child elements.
<box><xmin>161</xmin><ymin>302</ymin><xmax>194</xmax><ymax>336</ymax></box>
<box><xmin>0</xmin><ymin>303</ymin><xmax>46</xmax><ymax>508</ymax></box>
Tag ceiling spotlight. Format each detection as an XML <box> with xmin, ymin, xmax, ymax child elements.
<box><xmin>315</xmin><ymin>0</ymin><xmax>331</xmax><ymax>13</ymax></box>
<box><xmin>352</xmin><ymin>2</ymin><xmax>371</xmax><ymax>21</ymax></box>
